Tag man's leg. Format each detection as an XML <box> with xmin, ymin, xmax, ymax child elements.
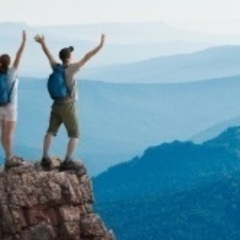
<box><xmin>41</xmin><ymin>105</ymin><xmax>62</xmax><ymax>167</ymax></box>
<box><xmin>43</xmin><ymin>133</ymin><xmax>53</xmax><ymax>158</ymax></box>
<box><xmin>65</xmin><ymin>137</ymin><xmax>79</xmax><ymax>161</ymax></box>
<box><xmin>60</xmin><ymin>103</ymin><xmax>81</xmax><ymax>170</ymax></box>
<box><xmin>41</xmin><ymin>132</ymin><xmax>54</xmax><ymax>168</ymax></box>
<box><xmin>62</xmin><ymin>103</ymin><xmax>80</xmax><ymax>161</ymax></box>
<box><xmin>42</xmin><ymin>106</ymin><xmax>62</xmax><ymax>159</ymax></box>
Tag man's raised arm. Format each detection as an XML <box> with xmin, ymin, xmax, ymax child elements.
<box><xmin>34</xmin><ymin>34</ymin><xmax>57</xmax><ymax>67</ymax></box>
<box><xmin>78</xmin><ymin>34</ymin><xmax>105</xmax><ymax>68</ymax></box>
<box><xmin>13</xmin><ymin>30</ymin><xmax>27</xmax><ymax>69</ymax></box>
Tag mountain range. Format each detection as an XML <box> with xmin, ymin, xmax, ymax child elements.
<box><xmin>82</xmin><ymin>46</ymin><xmax>240</xmax><ymax>83</ymax></box>
<box><xmin>2</xmin><ymin>22</ymin><xmax>240</xmax><ymax>83</ymax></box>
<box><xmin>1</xmin><ymin>23</ymin><xmax>240</xmax><ymax>175</ymax></box>
<box><xmin>0</xmin><ymin>22</ymin><xmax>216</xmax><ymax>77</ymax></box>
<box><xmin>1</xmin><ymin>75</ymin><xmax>239</xmax><ymax>175</ymax></box>
<box><xmin>94</xmin><ymin>127</ymin><xmax>240</xmax><ymax>202</ymax></box>
<box><xmin>94</xmin><ymin>127</ymin><xmax>240</xmax><ymax>240</ymax></box>
<box><xmin>1</xmin><ymin>21</ymin><xmax>240</xmax><ymax>240</ymax></box>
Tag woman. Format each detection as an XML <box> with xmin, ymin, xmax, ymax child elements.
<box><xmin>0</xmin><ymin>30</ymin><xmax>27</xmax><ymax>170</ymax></box>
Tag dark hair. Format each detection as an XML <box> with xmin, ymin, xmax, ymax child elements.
<box><xmin>59</xmin><ymin>46</ymin><xmax>74</xmax><ymax>62</ymax></box>
<box><xmin>0</xmin><ymin>54</ymin><xmax>11</xmax><ymax>72</ymax></box>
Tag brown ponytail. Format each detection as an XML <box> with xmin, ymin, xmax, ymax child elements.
<box><xmin>0</xmin><ymin>54</ymin><xmax>11</xmax><ymax>72</ymax></box>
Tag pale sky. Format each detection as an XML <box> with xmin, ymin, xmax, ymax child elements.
<box><xmin>1</xmin><ymin>0</ymin><xmax>240</xmax><ymax>34</ymax></box>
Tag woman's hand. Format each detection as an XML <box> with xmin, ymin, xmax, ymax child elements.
<box><xmin>22</xmin><ymin>30</ymin><xmax>27</xmax><ymax>42</ymax></box>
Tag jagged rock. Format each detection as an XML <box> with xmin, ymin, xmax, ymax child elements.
<box><xmin>0</xmin><ymin>159</ymin><xmax>115</xmax><ymax>240</ymax></box>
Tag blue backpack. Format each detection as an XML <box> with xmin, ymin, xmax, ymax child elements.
<box><xmin>0</xmin><ymin>70</ymin><xmax>12</xmax><ymax>106</ymax></box>
<box><xmin>47</xmin><ymin>64</ymin><xmax>69</xmax><ymax>101</ymax></box>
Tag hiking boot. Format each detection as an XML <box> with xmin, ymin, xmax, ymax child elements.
<box><xmin>4</xmin><ymin>156</ymin><xmax>27</xmax><ymax>171</ymax></box>
<box><xmin>59</xmin><ymin>159</ymin><xmax>82</xmax><ymax>171</ymax></box>
<box><xmin>41</xmin><ymin>156</ymin><xmax>52</xmax><ymax>169</ymax></box>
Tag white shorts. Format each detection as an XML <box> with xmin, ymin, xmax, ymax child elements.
<box><xmin>0</xmin><ymin>105</ymin><xmax>17</xmax><ymax>122</ymax></box>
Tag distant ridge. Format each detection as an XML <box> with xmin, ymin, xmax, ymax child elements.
<box><xmin>81</xmin><ymin>45</ymin><xmax>240</xmax><ymax>83</ymax></box>
<box><xmin>192</xmin><ymin>116</ymin><xmax>240</xmax><ymax>143</ymax></box>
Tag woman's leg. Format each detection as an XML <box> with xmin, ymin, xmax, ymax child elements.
<box><xmin>4</xmin><ymin>121</ymin><xmax>16</xmax><ymax>159</ymax></box>
<box><xmin>0</xmin><ymin>120</ymin><xmax>7</xmax><ymax>155</ymax></box>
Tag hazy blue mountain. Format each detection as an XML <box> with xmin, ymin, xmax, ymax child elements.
<box><xmin>28</xmin><ymin>41</ymin><xmax>215</xmax><ymax>77</ymax></box>
<box><xmin>93</xmin><ymin>127</ymin><xmax>240</xmax><ymax>202</ymax></box>
<box><xmin>81</xmin><ymin>45</ymin><xmax>240</xmax><ymax>83</ymax></box>
<box><xmin>192</xmin><ymin>116</ymin><xmax>240</xmax><ymax>143</ymax></box>
<box><xmin>35</xmin><ymin>21</ymin><xmax>240</xmax><ymax>46</ymax></box>
<box><xmin>1</xmin><ymin>75</ymin><xmax>240</xmax><ymax>175</ymax></box>
<box><xmin>94</xmin><ymin>127</ymin><xmax>240</xmax><ymax>239</ymax></box>
<box><xmin>35</xmin><ymin>21</ymin><xmax>221</xmax><ymax>45</ymax></box>
<box><xmin>0</xmin><ymin>22</ymin><xmax>213</xmax><ymax>77</ymax></box>
<box><xmin>3</xmin><ymin>22</ymin><xmax>240</xmax><ymax>81</ymax></box>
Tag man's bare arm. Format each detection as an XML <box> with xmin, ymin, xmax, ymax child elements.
<box><xmin>13</xmin><ymin>30</ymin><xmax>27</xmax><ymax>69</ymax></box>
<box><xmin>34</xmin><ymin>34</ymin><xmax>57</xmax><ymax>66</ymax></box>
<box><xmin>78</xmin><ymin>34</ymin><xmax>105</xmax><ymax>68</ymax></box>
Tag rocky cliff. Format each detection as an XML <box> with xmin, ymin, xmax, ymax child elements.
<box><xmin>0</xmin><ymin>159</ymin><xmax>115</xmax><ymax>240</ymax></box>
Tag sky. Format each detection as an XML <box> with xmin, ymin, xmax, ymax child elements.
<box><xmin>1</xmin><ymin>0</ymin><xmax>240</xmax><ymax>34</ymax></box>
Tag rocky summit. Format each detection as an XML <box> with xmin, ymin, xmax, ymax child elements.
<box><xmin>0</xmin><ymin>159</ymin><xmax>115</xmax><ymax>240</ymax></box>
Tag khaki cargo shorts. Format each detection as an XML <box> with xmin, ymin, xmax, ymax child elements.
<box><xmin>47</xmin><ymin>101</ymin><xmax>80</xmax><ymax>138</ymax></box>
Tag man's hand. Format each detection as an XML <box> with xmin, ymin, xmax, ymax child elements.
<box><xmin>77</xmin><ymin>33</ymin><xmax>106</xmax><ymax>69</ymax></box>
<box><xmin>34</xmin><ymin>34</ymin><xmax>56</xmax><ymax>66</ymax></box>
<box><xmin>34</xmin><ymin>34</ymin><xmax>45</xmax><ymax>45</ymax></box>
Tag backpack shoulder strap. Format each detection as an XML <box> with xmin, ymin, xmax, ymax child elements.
<box><xmin>9</xmin><ymin>80</ymin><xmax>16</xmax><ymax>97</ymax></box>
<box><xmin>53</xmin><ymin>64</ymin><xmax>67</xmax><ymax>72</ymax></box>
<box><xmin>0</xmin><ymin>69</ymin><xmax>8</xmax><ymax>75</ymax></box>
<box><xmin>0</xmin><ymin>70</ymin><xmax>16</xmax><ymax>99</ymax></box>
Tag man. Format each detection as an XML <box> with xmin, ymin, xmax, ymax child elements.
<box><xmin>34</xmin><ymin>33</ymin><xmax>105</xmax><ymax>170</ymax></box>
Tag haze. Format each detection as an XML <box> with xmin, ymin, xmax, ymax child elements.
<box><xmin>1</xmin><ymin>0</ymin><xmax>240</xmax><ymax>34</ymax></box>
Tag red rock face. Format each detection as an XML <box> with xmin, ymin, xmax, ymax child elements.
<box><xmin>0</xmin><ymin>160</ymin><xmax>115</xmax><ymax>240</ymax></box>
